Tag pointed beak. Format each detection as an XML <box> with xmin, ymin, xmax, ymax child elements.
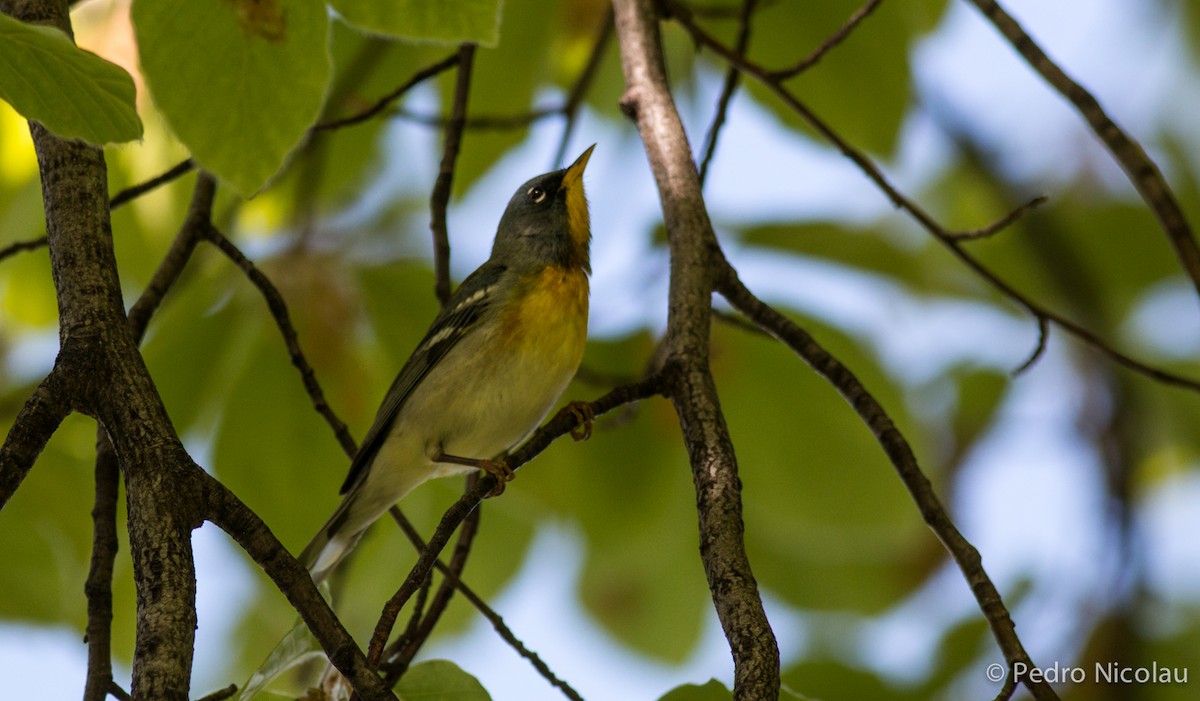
<box><xmin>561</xmin><ymin>144</ymin><xmax>595</xmax><ymax>190</ymax></box>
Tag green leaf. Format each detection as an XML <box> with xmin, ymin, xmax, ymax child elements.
<box><xmin>713</xmin><ymin>319</ymin><xmax>936</xmax><ymax>613</ymax></box>
<box><xmin>708</xmin><ymin>0</ymin><xmax>949</xmax><ymax>155</ymax></box>
<box><xmin>330</xmin><ymin>0</ymin><xmax>502</xmax><ymax>47</ymax></box>
<box><xmin>131</xmin><ymin>0</ymin><xmax>331</xmax><ymax>195</ymax></box>
<box><xmin>235</xmin><ymin>615</ymin><xmax>325</xmax><ymax>701</ymax></box>
<box><xmin>395</xmin><ymin>659</ymin><xmax>492</xmax><ymax>701</ymax></box>
<box><xmin>657</xmin><ymin>679</ymin><xmax>733</xmax><ymax>701</ymax></box>
<box><xmin>0</xmin><ymin>14</ymin><xmax>141</xmax><ymax>144</ymax></box>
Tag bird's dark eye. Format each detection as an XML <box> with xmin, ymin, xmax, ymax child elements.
<box><xmin>527</xmin><ymin>187</ymin><xmax>547</xmax><ymax>204</ymax></box>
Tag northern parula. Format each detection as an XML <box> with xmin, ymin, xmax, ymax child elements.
<box><xmin>300</xmin><ymin>146</ymin><xmax>595</xmax><ymax>582</ymax></box>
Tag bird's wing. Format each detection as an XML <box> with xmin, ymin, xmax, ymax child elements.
<box><xmin>339</xmin><ymin>262</ymin><xmax>509</xmax><ymax>494</ymax></box>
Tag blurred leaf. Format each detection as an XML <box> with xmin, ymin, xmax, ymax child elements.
<box><xmin>783</xmin><ymin>659</ymin><xmax>927</xmax><ymax>701</ymax></box>
<box><xmin>740</xmin><ymin>221</ymin><xmax>951</xmax><ymax>294</ymax></box>
<box><xmin>712</xmin><ymin>318</ymin><xmax>936</xmax><ymax>613</ymax></box>
<box><xmin>947</xmin><ymin>369</ymin><xmax>1008</xmax><ymax>460</ymax></box>
<box><xmin>447</xmin><ymin>0</ymin><xmax>563</xmax><ymax>194</ymax></box>
<box><xmin>0</xmin><ymin>413</ymin><xmax>95</xmax><ymax>625</ymax></box>
<box><xmin>656</xmin><ymin>678</ymin><xmax>732</xmax><ymax>701</ymax></box>
<box><xmin>395</xmin><ymin>659</ymin><xmax>492</xmax><ymax>701</ymax></box>
<box><xmin>723</xmin><ymin>0</ymin><xmax>950</xmax><ymax>155</ymax></box>
<box><xmin>0</xmin><ymin>14</ymin><xmax>141</xmax><ymax>145</ymax></box>
<box><xmin>329</xmin><ymin>0</ymin><xmax>502</xmax><ymax>47</ymax></box>
<box><xmin>132</xmin><ymin>0</ymin><xmax>331</xmax><ymax>195</ymax></box>
<box><xmin>0</xmin><ymin>409</ymin><xmax>139</xmax><ymax>663</ymax></box>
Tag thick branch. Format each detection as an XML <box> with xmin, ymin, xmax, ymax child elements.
<box><xmin>4</xmin><ymin>1</ymin><xmax>204</xmax><ymax>695</ymax></box>
<box><xmin>201</xmin><ymin>473</ymin><xmax>396</xmax><ymax>701</ymax></box>
<box><xmin>613</xmin><ymin>1</ymin><xmax>779</xmax><ymax>697</ymax></box>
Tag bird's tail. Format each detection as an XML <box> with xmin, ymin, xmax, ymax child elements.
<box><xmin>298</xmin><ymin>493</ymin><xmax>368</xmax><ymax>585</ymax></box>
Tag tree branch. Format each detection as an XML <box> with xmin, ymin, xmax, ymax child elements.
<box><xmin>381</xmin><ymin>497</ymin><xmax>482</xmax><ymax>680</ymax></box>
<box><xmin>0</xmin><ymin>235</ymin><xmax>48</xmax><ymax>262</ymax></box>
<box><xmin>313</xmin><ymin>52</ymin><xmax>461</xmax><ymax>132</ymax></box>
<box><xmin>126</xmin><ymin>173</ymin><xmax>216</xmax><ymax>341</ymax></box>
<box><xmin>697</xmin><ymin>0</ymin><xmax>757</xmax><ymax>186</ymax></box>
<box><xmin>365</xmin><ymin>376</ymin><xmax>666</xmax><ymax>668</ymax></box>
<box><xmin>201</xmin><ymin>472</ymin><xmax>396</xmax><ymax>701</ymax></box>
<box><xmin>769</xmin><ymin>0</ymin><xmax>884</xmax><ymax>79</ymax></box>
<box><xmin>714</xmin><ymin>265</ymin><xmax>1059</xmax><ymax>701</ymax></box>
<box><xmin>553</xmin><ymin>10</ymin><xmax>614</xmax><ymax>167</ymax></box>
<box><xmin>666</xmin><ymin>3</ymin><xmax>1200</xmax><ymax>394</ymax></box>
<box><xmin>200</xmin><ymin>224</ymin><xmax>358</xmax><ymax>456</ymax></box>
<box><xmin>0</xmin><ymin>370</ymin><xmax>70</xmax><ymax>510</ymax></box>
<box><xmin>965</xmin><ymin>0</ymin><xmax>1200</xmax><ymax>300</ymax></box>
<box><xmin>82</xmin><ymin>436</ymin><xmax>120</xmax><ymax>701</ymax></box>
<box><xmin>385</xmin><ymin>508</ymin><xmax>587</xmax><ymax>701</ymax></box>
<box><xmin>430</xmin><ymin>44</ymin><xmax>476</xmax><ymax>307</ymax></box>
<box><xmin>108</xmin><ymin>158</ymin><xmax>196</xmax><ymax>211</ymax></box>
<box><xmin>613</xmin><ymin>1</ymin><xmax>780</xmax><ymax>696</ymax></box>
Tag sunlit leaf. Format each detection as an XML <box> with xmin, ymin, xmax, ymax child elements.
<box><xmin>0</xmin><ymin>14</ymin><xmax>141</xmax><ymax>144</ymax></box>
<box><xmin>131</xmin><ymin>0</ymin><xmax>331</xmax><ymax>195</ymax></box>
<box><xmin>329</xmin><ymin>0</ymin><xmax>502</xmax><ymax>47</ymax></box>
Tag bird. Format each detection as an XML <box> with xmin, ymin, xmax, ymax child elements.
<box><xmin>299</xmin><ymin>145</ymin><xmax>595</xmax><ymax>583</ymax></box>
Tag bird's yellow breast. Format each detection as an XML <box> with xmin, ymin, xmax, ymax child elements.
<box><xmin>499</xmin><ymin>265</ymin><xmax>589</xmax><ymax>367</ymax></box>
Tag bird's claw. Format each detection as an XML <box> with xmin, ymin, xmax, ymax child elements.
<box><xmin>564</xmin><ymin>401</ymin><xmax>594</xmax><ymax>442</ymax></box>
<box><xmin>479</xmin><ymin>458</ymin><xmax>514</xmax><ymax>497</ymax></box>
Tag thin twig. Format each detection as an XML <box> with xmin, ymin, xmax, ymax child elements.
<box><xmin>1012</xmin><ymin>316</ymin><xmax>1050</xmax><ymax>376</ymax></box>
<box><xmin>365</xmin><ymin>375</ymin><xmax>667</xmax><ymax>667</ymax></box>
<box><xmin>2</xmin><ymin>159</ymin><xmax>197</xmax><ymax>269</ymax></box>
<box><xmin>109</xmin><ymin>158</ymin><xmax>195</xmax><ymax>210</ymax></box>
<box><xmin>394</xmin><ymin>106</ymin><xmax>560</xmax><ymax>130</ymax></box>
<box><xmin>966</xmin><ymin>0</ymin><xmax>1200</xmax><ymax>301</ymax></box>
<box><xmin>666</xmin><ymin>3</ymin><xmax>1200</xmax><ymax>394</ymax></box>
<box><xmin>769</xmin><ymin>0</ymin><xmax>885</xmax><ymax>79</ymax></box>
<box><xmin>82</xmin><ymin>440</ymin><xmax>120</xmax><ymax>701</ymax></box>
<box><xmin>945</xmin><ymin>195</ymin><xmax>1047</xmax><ymax>241</ymax></box>
<box><xmin>386</xmin><ymin>509</ymin><xmax>587</xmax><ymax>701</ymax></box>
<box><xmin>106</xmin><ymin>681</ymin><xmax>132</xmax><ymax>701</ymax></box>
<box><xmin>382</xmin><ymin>494</ymin><xmax>483</xmax><ymax>680</ymax></box>
<box><xmin>127</xmin><ymin>173</ymin><xmax>217</xmax><ymax>341</ymax></box>
<box><xmin>715</xmin><ymin>266</ymin><xmax>1060</xmax><ymax>701</ymax></box>
<box><xmin>430</xmin><ymin>44</ymin><xmax>476</xmax><ymax>307</ymax></box>
<box><xmin>0</xmin><ymin>236</ymin><xmax>48</xmax><ymax>262</ymax></box>
<box><xmin>991</xmin><ymin>666</ymin><xmax>1018</xmax><ymax>701</ymax></box>
<box><xmin>200</xmin><ymin>224</ymin><xmax>358</xmax><ymax>456</ymax></box>
<box><xmin>196</xmin><ymin>684</ymin><xmax>239</xmax><ymax>701</ymax></box>
<box><xmin>553</xmin><ymin>10</ymin><xmax>614</xmax><ymax>167</ymax></box>
<box><xmin>697</xmin><ymin>0</ymin><xmax>758</xmax><ymax>186</ymax></box>
<box><xmin>313</xmin><ymin>52</ymin><xmax>461</xmax><ymax>132</ymax></box>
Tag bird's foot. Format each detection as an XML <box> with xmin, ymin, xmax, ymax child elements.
<box><xmin>478</xmin><ymin>458</ymin><xmax>514</xmax><ymax>497</ymax></box>
<box><xmin>562</xmin><ymin>401</ymin><xmax>594</xmax><ymax>442</ymax></box>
